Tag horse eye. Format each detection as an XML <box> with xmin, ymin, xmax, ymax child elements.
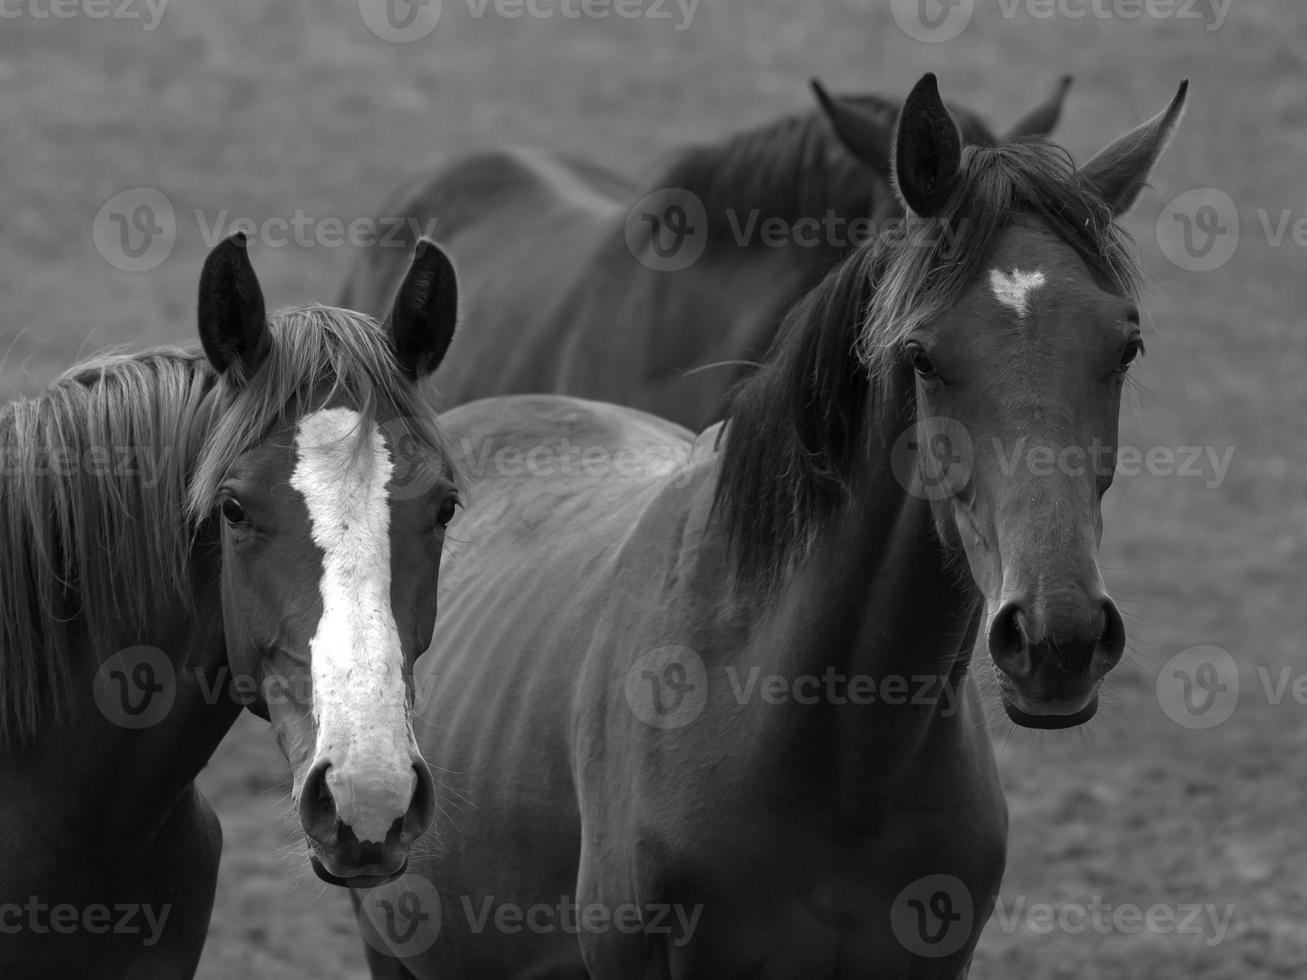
<box><xmin>906</xmin><ymin>345</ymin><xmax>937</xmax><ymax>379</ymax></box>
<box><xmin>435</xmin><ymin>497</ymin><xmax>458</xmax><ymax>527</ymax></box>
<box><xmin>220</xmin><ymin>498</ymin><xmax>248</xmax><ymax>525</ymax></box>
<box><xmin>1118</xmin><ymin>338</ymin><xmax>1144</xmax><ymax>370</ymax></box>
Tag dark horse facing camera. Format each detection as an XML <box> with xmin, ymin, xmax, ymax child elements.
<box><xmin>352</xmin><ymin>74</ymin><xmax>1188</xmax><ymax>979</ymax></box>
<box><xmin>885</xmin><ymin>74</ymin><xmax>1186</xmax><ymax>729</ymax></box>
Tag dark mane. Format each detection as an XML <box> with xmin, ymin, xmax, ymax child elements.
<box><xmin>654</xmin><ymin>95</ymin><xmax>998</xmax><ymax>251</ymax></box>
<box><xmin>710</xmin><ymin>252</ymin><xmax>878</xmax><ymax>586</ymax></box>
<box><xmin>0</xmin><ymin>305</ymin><xmax>454</xmax><ymax>746</ymax></box>
<box><xmin>713</xmin><ymin>138</ymin><xmax>1143</xmax><ymax>588</ymax></box>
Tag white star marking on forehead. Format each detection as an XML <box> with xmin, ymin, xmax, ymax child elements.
<box><xmin>988</xmin><ymin>268</ymin><xmax>1046</xmax><ymax>319</ymax></box>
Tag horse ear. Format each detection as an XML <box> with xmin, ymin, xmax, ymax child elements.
<box><xmin>1080</xmin><ymin>80</ymin><xmax>1188</xmax><ymax>216</ymax></box>
<box><xmin>1004</xmin><ymin>75</ymin><xmax>1072</xmax><ymax>140</ymax></box>
<box><xmin>810</xmin><ymin>79</ymin><xmax>893</xmax><ymax>179</ymax></box>
<box><xmin>891</xmin><ymin>73</ymin><xmax>964</xmax><ymax>218</ymax></box>
<box><xmin>389</xmin><ymin>238</ymin><xmax>458</xmax><ymax>380</ymax></box>
<box><xmin>198</xmin><ymin>232</ymin><xmax>270</xmax><ymax>382</ymax></box>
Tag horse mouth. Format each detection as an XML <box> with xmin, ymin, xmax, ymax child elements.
<box><xmin>1001</xmin><ymin>695</ymin><xmax>1099</xmax><ymax>729</ymax></box>
<box><xmin>994</xmin><ymin>670</ymin><xmax>1101</xmax><ymax>729</ymax></box>
<box><xmin>309</xmin><ymin>852</ymin><xmax>409</xmax><ymax>889</ymax></box>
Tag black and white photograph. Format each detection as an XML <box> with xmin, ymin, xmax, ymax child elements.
<box><xmin>0</xmin><ymin>0</ymin><xmax>1299</xmax><ymax>977</ymax></box>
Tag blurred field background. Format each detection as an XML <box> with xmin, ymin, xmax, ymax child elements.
<box><xmin>0</xmin><ymin>1</ymin><xmax>1303</xmax><ymax>977</ymax></box>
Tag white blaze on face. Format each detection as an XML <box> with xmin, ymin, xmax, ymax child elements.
<box><xmin>989</xmin><ymin>268</ymin><xmax>1046</xmax><ymax>319</ymax></box>
<box><xmin>291</xmin><ymin>407</ymin><xmax>415</xmax><ymax>845</ymax></box>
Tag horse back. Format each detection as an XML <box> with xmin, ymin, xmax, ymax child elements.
<box><xmin>340</xmin><ymin>148</ymin><xmax>629</xmax><ymax>316</ymax></box>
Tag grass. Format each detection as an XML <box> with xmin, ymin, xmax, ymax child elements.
<box><xmin>1</xmin><ymin>1</ymin><xmax>1303</xmax><ymax>977</ymax></box>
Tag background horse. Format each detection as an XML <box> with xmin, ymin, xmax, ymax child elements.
<box><xmin>0</xmin><ymin>235</ymin><xmax>461</xmax><ymax>978</ymax></box>
<box><xmin>338</xmin><ymin>75</ymin><xmax>1071</xmax><ymax>429</ymax></box>
<box><xmin>353</xmin><ymin>74</ymin><xmax>1184</xmax><ymax>979</ymax></box>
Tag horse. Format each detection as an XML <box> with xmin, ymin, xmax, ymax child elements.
<box><xmin>350</xmin><ymin>74</ymin><xmax>1187</xmax><ymax>979</ymax></box>
<box><xmin>338</xmin><ymin>75</ymin><xmax>1073</xmax><ymax>429</ymax></box>
<box><xmin>0</xmin><ymin>233</ymin><xmax>465</xmax><ymax>978</ymax></box>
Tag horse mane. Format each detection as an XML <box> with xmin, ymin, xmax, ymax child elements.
<box><xmin>0</xmin><ymin>305</ymin><xmax>453</xmax><ymax>747</ymax></box>
<box><xmin>713</xmin><ymin>138</ymin><xmax>1143</xmax><ymax>589</ymax></box>
<box><xmin>654</xmin><ymin>95</ymin><xmax>999</xmax><ymax>250</ymax></box>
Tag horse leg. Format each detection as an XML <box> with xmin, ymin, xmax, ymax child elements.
<box><xmin>122</xmin><ymin>785</ymin><xmax>224</xmax><ymax>980</ymax></box>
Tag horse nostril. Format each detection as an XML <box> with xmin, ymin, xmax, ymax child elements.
<box><xmin>1098</xmin><ymin>598</ymin><xmax>1126</xmax><ymax>664</ymax></box>
<box><xmin>300</xmin><ymin>761</ymin><xmax>337</xmax><ymax>841</ymax></box>
<box><xmin>987</xmin><ymin>601</ymin><xmax>1029</xmax><ymax>668</ymax></box>
<box><xmin>404</xmin><ymin>761</ymin><xmax>437</xmax><ymax>841</ymax></box>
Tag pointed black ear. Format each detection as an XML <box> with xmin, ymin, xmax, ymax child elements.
<box><xmin>811</xmin><ymin>79</ymin><xmax>894</xmax><ymax>179</ymax></box>
<box><xmin>891</xmin><ymin>73</ymin><xmax>964</xmax><ymax>218</ymax></box>
<box><xmin>1081</xmin><ymin>80</ymin><xmax>1188</xmax><ymax>216</ymax></box>
<box><xmin>390</xmin><ymin>238</ymin><xmax>458</xmax><ymax>380</ymax></box>
<box><xmin>198</xmin><ymin>232</ymin><xmax>270</xmax><ymax>382</ymax></box>
<box><xmin>1004</xmin><ymin>75</ymin><xmax>1072</xmax><ymax>140</ymax></box>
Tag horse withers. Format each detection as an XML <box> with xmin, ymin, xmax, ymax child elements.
<box><xmin>0</xmin><ymin>234</ymin><xmax>462</xmax><ymax>977</ymax></box>
<box><xmin>338</xmin><ymin>76</ymin><xmax>1072</xmax><ymax>428</ymax></box>
<box><xmin>352</xmin><ymin>75</ymin><xmax>1185</xmax><ymax>979</ymax></box>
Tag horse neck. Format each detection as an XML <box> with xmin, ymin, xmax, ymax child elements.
<box><xmin>732</xmin><ymin>384</ymin><xmax>983</xmax><ymax>786</ymax></box>
<box><xmin>5</xmin><ymin>532</ymin><xmax>238</xmax><ymax>857</ymax></box>
<box><xmin>630</xmin><ymin>245</ymin><xmax>837</xmax><ymax>403</ymax></box>
<box><xmin>652</xmin><ymin>110</ymin><xmax>885</xmax><ymax>253</ymax></box>
<box><xmin>620</xmin><ymin>192</ymin><xmax>891</xmax><ymax>425</ymax></box>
